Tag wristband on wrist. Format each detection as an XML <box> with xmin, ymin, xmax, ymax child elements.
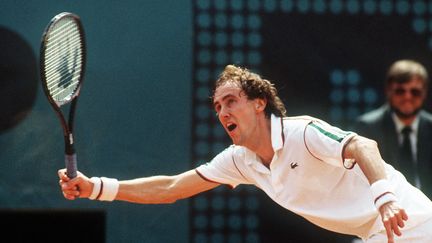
<box><xmin>89</xmin><ymin>177</ymin><xmax>102</xmax><ymax>200</ymax></box>
<box><xmin>370</xmin><ymin>179</ymin><xmax>397</xmax><ymax>209</ymax></box>
<box><xmin>375</xmin><ymin>192</ymin><xmax>397</xmax><ymax>209</ymax></box>
<box><xmin>97</xmin><ymin>177</ymin><xmax>119</xmax><ymax>201</ymax></box>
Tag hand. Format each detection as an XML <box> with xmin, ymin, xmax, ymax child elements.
<box><xmin>58</xmin><ymin>169</ymin><xmax>92</xmax><ymax>200</ymax></box>
<box><xmin>379</xmin><ymin>201</ymin><xmax>408</xmax><ymax>243</ymax></box>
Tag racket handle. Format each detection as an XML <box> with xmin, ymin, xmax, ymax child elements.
<box><xmin>65</xmin><ymin>153</ymin><xmax>78</xmax><ymax>178</ymax></box>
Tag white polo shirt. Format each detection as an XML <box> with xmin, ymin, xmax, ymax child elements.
<box><xmin>196</xmin><ymin>114</ymin><xmax>432</xmax><ymax>240</ymax></box>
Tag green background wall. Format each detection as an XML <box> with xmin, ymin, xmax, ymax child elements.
<box><xmin>0</xmin><ymin>1</ymin><xmax>193</xmax><ymax>242</ymax></box>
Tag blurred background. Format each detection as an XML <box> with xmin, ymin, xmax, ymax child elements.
<box><xmin>1</xmin><ymin>0</ymin><xmax>431</xmax><ymax>242</ymax></box>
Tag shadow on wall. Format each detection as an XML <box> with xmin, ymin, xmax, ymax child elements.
<box><xmin>0</xmin><ymin>26</ymin><xmax>38</xmax><ymax>134</ymax></box>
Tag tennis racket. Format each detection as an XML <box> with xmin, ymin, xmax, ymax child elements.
<box><xmin>40</xmin><ymin>12</ymin><xmax>86</xmax><ymax>179</ymax></box>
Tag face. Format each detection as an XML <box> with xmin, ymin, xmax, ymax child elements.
<box><xmin>387</xmin><ymin>77</ymin><xmax>426</xmax><ymax>119</ymax></box>
<box><xmin>213</xmin><ymin>82</ymin><xmax>264</xmax><ymax>146</ymax></box>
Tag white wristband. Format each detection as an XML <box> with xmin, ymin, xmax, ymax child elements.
<box><xmin>370</xmin><ymin>179</ymin><xmax>397</xmax><ymax>209</ymax></box>
<box><xmin>89</xmin><ymin>177</ymin><xmax>102</xmax><ymax>200</ymax></box>
<box><xmin>98</xmin><ymin>177</ymin><xmax>119</xmax><ymax>201</ymax></box>
<box><xmin>375</xmin><ymin>193</ymin><xmax>397</xmax><ymax>209</ymax></box>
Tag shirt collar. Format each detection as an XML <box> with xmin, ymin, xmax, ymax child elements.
<box><xmin>271</xmin><ymin>114</ymin><xmax>284</xmax><ymax>152</ymax></box>
<box><xmin>244</xmin><ymin>114</ymin><xmax>284</xmax><ymax>166</ymax></box>
<box><xmin>391</xmin><ymin>112</ymin><xmax>419</xmax><ymax>134</ymax></box>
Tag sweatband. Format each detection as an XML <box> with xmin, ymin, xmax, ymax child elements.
<box><xmin>88</xmin><ymin>177</ymin><xmax>102</xmax><ymax>200</ymax></box>
<box><xmin>370</xmin><ymin>179</ymin><xmax>397</xmax><ymax>209</ymax></box>
<box><xmin>98</xmin><ymin>177</ymin><xmax>119</xmax><ymax>201</ymax></box>
<box><xmin>375</xmin><ymin>192</ymin><xmax>398</xmax><ymax>210</ymax></box>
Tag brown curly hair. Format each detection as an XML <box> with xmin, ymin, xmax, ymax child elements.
<box><xmin>212</xmin><ymin>64</ymin><xmax>287</xmax><ymax>118</ymax></box>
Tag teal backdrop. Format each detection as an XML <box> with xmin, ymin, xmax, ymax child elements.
<box><xmin>0</xmin><ymin>1</ymin><xmax>192</xmax><ymax>242</ymax></box>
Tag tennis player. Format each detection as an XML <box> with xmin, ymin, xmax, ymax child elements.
<box><xmin>59</xmin><ymin>64</ymin><xmax>432</xmax><ymax>242</ymax></box>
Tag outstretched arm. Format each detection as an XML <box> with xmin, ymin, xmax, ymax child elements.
<box><xmin>343</xmin><ymin>135</ymin><xmax>408</xmax><ymax>243</ymax></box>
<box><xmin>58</xmin><ymin>169</ymin><xmax>220</xmax><ymax>204</ymax></box>
<box><xmin>343</xmin><ymin>135</ymin><xmax>387</xmax><ymax>184</ymax></box>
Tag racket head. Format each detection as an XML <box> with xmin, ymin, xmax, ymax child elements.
<box><xmin>40</xmin><ymin>12</ymin><xmax>86</xmax><ymax>108</ymax></box>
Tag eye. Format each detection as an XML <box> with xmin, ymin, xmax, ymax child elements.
<box><xmin>227</xmin><ymin>98</ymin><xmax>235</xmax><ymax>106</ymax></box>
<box><xmin>214</xmin><ymin>104</ymin><xmax>221</xmax><ymax>115</ymax></box>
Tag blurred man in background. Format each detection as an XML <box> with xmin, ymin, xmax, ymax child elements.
<box><xmin>354</xmin><ymin>59</ymin><xmax>432</xmax><ymax>198</ymax></box>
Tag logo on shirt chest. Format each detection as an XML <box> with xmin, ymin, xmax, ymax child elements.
<box><xmin>290</xmin><ymin>162</ymin><xmax>299</xmax><ymax>169</ymax></box>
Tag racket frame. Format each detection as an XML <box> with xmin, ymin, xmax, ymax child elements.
<box><xmin>40</xmin><ymin>12</ymin><xmax>86</xmax><ymax>178</ymax></box>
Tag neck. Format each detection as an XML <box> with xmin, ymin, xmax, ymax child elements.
<box><xmin>400</xmin><ymin>117</ymin><xmax>415</xmax><ymax>126</ymax></box>
<box><xmin>395</xmin><ymin>114</ymin><xmax>416</xmax><ymax>126</ymax></box>
<box><xmin>246</xmin><ymin>116</ymin><xmax>274</xmax><ymax>165</ymax></box>
<box><xmin>259</xmin><ymin>152</ymin><xmax>274</xmax><ymax>167</ymax></box>
<box><xmin>392</xmin><ymin>107</ymin><xmax>419</xmax><ymax>126</ymax></box>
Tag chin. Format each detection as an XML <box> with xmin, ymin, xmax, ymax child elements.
<box><xmin>392</xmin><ymin>107</ymin><xmax>420</xmax><ymax>119</ymax></box>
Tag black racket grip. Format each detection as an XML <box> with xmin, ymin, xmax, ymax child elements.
<box><xmin>65</xmin><ymin>153</ymin><xmax>78</xmax><ymax>178</ymax></box>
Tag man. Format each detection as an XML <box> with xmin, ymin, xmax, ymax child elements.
<box><xmin>59</xmin><ymin>64</ymin><xmax>432</xmax><ymax>242</ymax></box>
<box><xmin>354</xmin><ymin>59</ymin><xmax>432</xmax><ymax>198</ymax></box>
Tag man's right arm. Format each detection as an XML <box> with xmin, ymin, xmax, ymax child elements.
<box><xmin>58</xmin><ymin>169</ymin><xmax>220</xmax><ymax>203</ymax></box>
<box><xmin>116</xmin><ymin>170</ymin><xmax>220</xmax><ymax>204</ymax></box>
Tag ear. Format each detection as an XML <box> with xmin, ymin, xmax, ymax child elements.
<box><xmin>254</xmin><ymin>98</ymin><xmax>267</xmax><ymax>112</ymax></box>
<box><xmin>385</xmin><ymin>85</ymin><xmax>393</xmax><ymax>100</ymax></box>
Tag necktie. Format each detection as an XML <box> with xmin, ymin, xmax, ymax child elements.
<box><xmin>399</xmin><ymin>126</ymin><xmax>417</xmax><ymax>186</ymax></box>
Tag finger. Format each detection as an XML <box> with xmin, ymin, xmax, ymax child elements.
<box><xmin>58</xmin><ymin>168</ymin><xmax>66</xmax><ymax>176</ymax></box>
<box><xmin>400</xmin><ymin>208</ymin><xmax>408</xmax><ymax>221</ymax></box>
<box><xmin>63</xmin><ymin>187</ymin><xmax>79</xmax><ymax>195</ymax></box>
<box><xmin>395</xmin><ymin>211</ymin><xmax>405</xmax><ymax>228</ymax></box>
<box><xmin>63</xmin><ymin>193</ymin><xmax>76</xmax><ymax>199</ymax></box>
<box><xmin>391</xmin><ymin>216</ymin><xmax>402</xmax><ymax>236</ymax></box>
<box><xmin>62</xmin><ymin>176</ymin><xmax>82</xmax><ymax>190</ymax></box>
<box><xmin>61</xmin><ymin>181</ymin><xmax>77</xmax><ymax>191</ymax></box>
<box><xmin>63</xmin><ymin>190</ymin><xmax>80</xmax><ymax>201</ymax></box>
<box><xmin>383</xmin><ymin>219</ymin><xmax>394</xmax><ymax>243</ymax></box>
<box><xmin>61</xmin><ymin>182</ymin><xmax>67</xmax><ymax>190</ymax></box>
<box><xmin>73</xmin><ymin>186</ymin><xmax>81</xmax><ymax>196</ymax></box>
<box><xmin>58</xmin><ymin>169</ymin><xmax>69</xmax><ymax>181</ymax></box>
<box><xmin>62</xmin><ymin>191</ymin><xmax>76</xmax><ymax>200</ymax></box>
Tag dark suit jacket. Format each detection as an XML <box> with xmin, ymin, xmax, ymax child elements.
<box><xmin>354</xmin><ymin>104</ymin><xmax>432</xmax><ymax>199</ymax></box>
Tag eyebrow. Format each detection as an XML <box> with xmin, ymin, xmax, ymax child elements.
<box><xmin>213</xmin><ymin>94</ymin><xmax>237</xmax><ymax>109</ymax></box>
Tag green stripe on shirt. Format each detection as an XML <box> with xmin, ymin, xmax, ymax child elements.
<box><xmin>308</xmin><ymin>122</ymin><xmax>351</xmax><ymax>143</ymax></box>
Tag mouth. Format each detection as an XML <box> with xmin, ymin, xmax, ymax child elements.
<box><xmin>227</xmin><ymin>123</ymin><xmax>237</xmax><ymax>132</ymax></box>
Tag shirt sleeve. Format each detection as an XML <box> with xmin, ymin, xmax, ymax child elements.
<box><xmin>195</xmin><ymin>146</ymin><xmax>250</xmax><ymax>189</ymax></box>
<box><xmin>304</xmin><ymin>120</ymin><xmax>357</xmax><ymax>168</ymax></box>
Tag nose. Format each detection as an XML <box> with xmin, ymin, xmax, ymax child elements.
<box><xmin>218</xmin><ymin>106</ymin><xmax>230</xmax><ymax>119</ymax></box>
<box><xmin>400</xmin><ymin>92</ymin><xmax>410</xmax><ymax>99</ymax></box>
<box><xmin>402</xmin><ymin>91</ymin><xmax>417</xmax><ymax>99</ymax></box>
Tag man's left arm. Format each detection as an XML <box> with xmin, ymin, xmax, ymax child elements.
<box><xmin>343</xmin><ymin>135</ymin><xmax>408</xmax><ymax>243</ymax></box>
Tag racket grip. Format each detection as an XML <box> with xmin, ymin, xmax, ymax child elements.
<box><xmin>65</xmin><ymin>153</ymin><xmax>78</xmax><ymax>178</ymax></box>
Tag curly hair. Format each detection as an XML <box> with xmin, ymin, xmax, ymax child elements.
<box><xmin>212</xmin><ymin>64</ymin><xmax>287</xmax><ymax>118</ymax></box>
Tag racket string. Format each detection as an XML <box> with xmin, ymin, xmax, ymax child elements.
<box><xmin>45</xmin><ymin>59</ymin><xmax>82</xmax><ymax>88</ymax></box>
<box><xmin>44</xmin><ymin>34</ymin><xmax>81</xmax><ymax>61</ymax></box>
<box><xmin>43</xmin><ymin>17</ymin><xmax>84</xmax><ymax>102</ymax></box>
